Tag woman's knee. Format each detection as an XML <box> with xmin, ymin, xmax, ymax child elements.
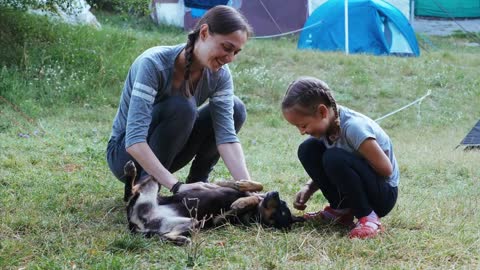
<box><xmin>155</xmin><ymin>96</ymin><xmax>197</xmax><ymax>129</ymax></box>
<box><xmin>171</xmin><ymin>96</ymin><xmax>197</xmax><ymax>123</ymax></box>
<box><xmin>233</xmin><ymin>96</ymin><xmax>247</xmax><ymax>132</ymax></box>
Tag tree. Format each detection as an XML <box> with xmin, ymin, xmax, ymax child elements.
<box><xmin>0</xmin><ymin>0</ymin><xmax>73</xmax><ymax>11</ymax></box>
<box><xmin>0</xmin><ymin>0</ymin><xmax>149</xmax><ymax>15</ymax></box>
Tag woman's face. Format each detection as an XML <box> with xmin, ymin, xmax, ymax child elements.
<box><xmin>195</xmin><ymin>24</ymin><xmax>248</xmax><ymax>72</ymax></box>
<box><xmin>282</xmin><ymin>105</ymin><xmax>331</xmax><ymax>138</ymax></box>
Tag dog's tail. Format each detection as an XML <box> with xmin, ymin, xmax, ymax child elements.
<box><xmin>123</xmin><ymin>160</ymin><xmax>137</xmax><ymax>202</ymax></box>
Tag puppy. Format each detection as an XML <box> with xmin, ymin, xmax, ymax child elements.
<box><xmin>124</xmin><ymin>161</ymin><xmax>303</xmax><ymax>245</ymax></box>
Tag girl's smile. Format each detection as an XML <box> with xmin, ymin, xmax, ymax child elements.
<box><xmin>283</xmin><ymin>105</ymin><xmax>332</xmax><ymax>138</ymax></box>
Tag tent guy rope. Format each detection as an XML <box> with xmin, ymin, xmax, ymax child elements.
<box><xmin>252</xmin><ymin>20</ymin><xmax>324</xmax><ymax>39</ymax></box>
<box><xmin>375</xmin><ymin>90</ymin><xmax>432</xmax><ymax>122</ymax></box>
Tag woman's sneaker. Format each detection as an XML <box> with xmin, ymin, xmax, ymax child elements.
<box><xmin>349</xmin><ymin>216</ymin><xmax>383</xmax><ymax>239</ymax></box>
<box><xmin>304</xmin><ymin>206</ymin><xmax>355</xmax><ymax>228</ymax></box>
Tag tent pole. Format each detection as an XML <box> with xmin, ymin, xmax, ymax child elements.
<box><xmin>345</xmin><ymin>0</ymin><xmax>349</xmax><ymax>55</ymax></box>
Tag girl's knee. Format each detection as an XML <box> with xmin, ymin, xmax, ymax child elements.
<box><xmin>322</xmin><ymin>148</ymin><xmax>350</xmax><ymax>171</ymax></box>
<box><xmin>297</xmin><ymin>137</ymin><xmax>324</xmax><ymax>163</ymax></box>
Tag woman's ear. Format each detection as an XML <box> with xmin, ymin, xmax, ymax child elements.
<box><xmin>199</xmin><ymin>24</ymin><xmax>209</xmax><ymax>41</ymax></box>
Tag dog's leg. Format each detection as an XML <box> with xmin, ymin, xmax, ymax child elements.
<box><xmin>160</xmin><ymin>217</ymin><xmax>198</xmax><ymax>245</ymax></box>
<box><xmin>162</xmin><ymin>217</ymin><xmax>197</xmax><ymax>234</ymax></box>
<box><xmin>123</xmin><ymin>160</ymin><xmax>137</xmax><ymax>202</ymax></box>
<box><xmin>215</xmin><ymin>179</ymin><xmax>263</xmax><ymax>192</ymax></box>
<box><xmin>161</xmin><ymin>231</ymin><xmax>191</xmax><ymax>246</ymax></box>
<box><xmin>212</xmin><ymin>196</ymin><xmax>261</xmax><ymax>226</ymax></box>
<box><xmin>230</xmin><ymin>196</ymin><xmax>261</xmax><ymax>211</ymax></box>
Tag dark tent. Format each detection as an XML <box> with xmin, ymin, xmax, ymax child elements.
<box><xmin>415</xmin><ymin>0</ymin><xmax>480</xmax><ymax>18</ymax></box>
<box><xmin>151</xmin><ymin>0</ymin><xmax>308</xmax><ymax>36</ymax></box>
<box><xmin>458</xmin><ymin>120</ymin><xmax>480</xmax><ymax>150</ymax></box>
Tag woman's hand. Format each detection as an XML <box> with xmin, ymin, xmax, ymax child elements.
<box><xmin>177</xmin><ymin>182</ymin><xmax>219</xmax><ymax>193</ymax></box>
<box><xmin>293</xmin><ymin>181</ymin><xmax>318</xmax><ymax>210</ymax></box>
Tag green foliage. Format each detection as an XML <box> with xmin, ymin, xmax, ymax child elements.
<box><xmin>87</xmin><ymin>0</ymin><xmax>149</xmax><ymax>15</ymax></box>
<box><xmin>0</xmin><ymin>0</ymin><xmax>96</xmax><ymax>18</ymax></box>
<box><xmin>0</xmin><ymin>0</ymin><xmax>70</xmax><ymax>10</ymax></box>
<box><xmin>0</xmin><ymin>8</ymin><xmax>184</xmax><ymax>115</ymax></box>
<box><xmin>0</xmin><ymin>0</ymin><xmax>148</xmax><ymax>15</ymax></box>
<box><xmin>1</xmin><ymin>9</ymin><xmax>480</xmax><ymax>269</ymax></box>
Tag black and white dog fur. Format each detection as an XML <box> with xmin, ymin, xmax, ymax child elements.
<box><xmin>124</xmin><ymin>161</ymin><xmax>303</xmax><ymax>245</ymax></box>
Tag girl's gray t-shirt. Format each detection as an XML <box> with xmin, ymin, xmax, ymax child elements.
<box><xmin>319</xmin><ymin>106</ymin><xmax>400</xmax><ymax>187</ymax></box>
<box><xmin>110</xmin><ymin>44</ymin><xmax>239</xmax><ymax>148</ymax></box>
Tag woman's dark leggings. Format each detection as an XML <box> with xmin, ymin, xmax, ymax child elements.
<box><xmin>298</xmin><ymin>137</ymin><xmax>398</xmax><ymax>218</ymax></box>
<box><xmin>107</xmin><ymin>95</ymin><xmax>246</xmax><ymax>184</ymax></box>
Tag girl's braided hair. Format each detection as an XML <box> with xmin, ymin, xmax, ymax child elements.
<box><xmin>282</xmin><ymin>76</ymin><xmax>341</xmax><ymax>139</ymax></box>
<box><xmin>182</xmin><ymin>5</ymin><xmax>252</xmax><ymax>97</ymax></box>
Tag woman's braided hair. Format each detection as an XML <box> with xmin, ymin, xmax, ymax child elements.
<box><xmin>282</xmin><ymin>76</ymin><xmax>341</xmax><ymax>140</ymax></box>
<box><xmin>182</xmin><ymin>5</ymin><xmax>252</xmax><ymax>97</ymax></box>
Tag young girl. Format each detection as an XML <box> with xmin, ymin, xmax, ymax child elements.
<box><xmin>281</xmin><ymin>77</ymin><xmax>399</xmax><ymax>239</ymax></box>
<box><xmin>107</xmin><ymin>6</ymin><xmax>253</xmax><ymax>200</ymax></box>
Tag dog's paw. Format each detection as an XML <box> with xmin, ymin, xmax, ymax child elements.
<box><xmin>165</xmin><ymin>235</ymin><xmax>191</xmax><ymax>246</ymax></box>
<box><xmin>231</xmin><ymin>197</ymin><xmax>259</xmax><ymax>210</ymax></box>
<box><xmin>234</xmin><ymin>180</ymin><xmax>263</xmax><ymax>192</ymax></box>
<box><xmin>124</xmin><ymin>160</ymin><xmax>137</xmax><ymax>178</ymax></box>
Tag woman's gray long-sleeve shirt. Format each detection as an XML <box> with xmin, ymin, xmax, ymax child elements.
<box><xmin>110</xmin><ymin>44</ymin><xmax>239</xmax><ymax>148</ymax></box>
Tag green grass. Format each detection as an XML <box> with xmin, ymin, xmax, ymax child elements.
<box><xmin>1</xmin><ymin>8</ymin><xmax>480</xmax><ymax>269</ymax></box>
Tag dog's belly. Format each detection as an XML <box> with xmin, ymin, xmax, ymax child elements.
<box><xmin>159</xmin><ymin>187</ymin><xmax>247</xmax><ymax>222</ymax></box>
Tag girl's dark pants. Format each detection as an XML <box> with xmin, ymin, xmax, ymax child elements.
<box><xmin>107</xmin><ymin>95</ymin><xmax>246</xmax><ymax>190</ymax></box>
<box><xmin>298</xmin><ymin>137</ymin><xmax>398</xmax><ymax>218</ymax></box>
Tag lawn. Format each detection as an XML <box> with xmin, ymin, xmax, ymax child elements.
<box><xmin>0</xmin><ymin>8</ymin><xmax>479</xmax><ymax>269</ymax></box>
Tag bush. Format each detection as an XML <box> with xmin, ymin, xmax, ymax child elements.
<box><xmin>86</xmin><ymin>0</ymin><xmax>149</xmax><ymax>15</ymax></box>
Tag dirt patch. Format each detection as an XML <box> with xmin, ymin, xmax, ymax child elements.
<box><xmin>412</xmin><ymin>18</ymin><xmax>480</xmax><ymax>36</ymax></box>
<box><xmin>63</xmin><ymin>163</ymin><xmax>82</xmax><ymax>173</ymax></box>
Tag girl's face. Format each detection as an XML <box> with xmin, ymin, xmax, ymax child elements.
<box><xmin>195</xmin><ymin>24</ymin><xmax>248</xmax><ymax>72</ymax></box>
<box><xmin>283</xmin><ymin>105</ymin><xmax>331</xmax><ymax>138</ymax></box>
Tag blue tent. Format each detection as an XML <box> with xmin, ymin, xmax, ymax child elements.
<box><xmin>184</xmin><ymin>0</ymin><xmax>229</xmax><ymax>9</ymax></box>
<box><xmin>298</xmin><ymin>0</ymin><xmax>420</xmax><ymax>56</ymax></box>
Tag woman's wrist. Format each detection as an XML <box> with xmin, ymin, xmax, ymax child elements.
<box><xmin>170</xmin><ymin>181</ymin><xmax>184</xmax><ymax>194</ymax></box>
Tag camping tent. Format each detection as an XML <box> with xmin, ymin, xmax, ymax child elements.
<box><xmin>415</xmin><ymin>0</ymin><xmax>480</xmax><ymax>18</ymax></box>
<box><xmin>309</xmin><ymin>0</ymin><xmax>411</xmax><ymax>20</ymax></box>
<box><xmin>151</xmin><ymin>0</ymin><xmax>309</xmax><ymax>36</ymax></box>
<box><xmin>298</xmin><ymin>0</ymin><xmax>420</xmax><ymax>56</ymax></box>
<box><xmin>458</xmin><ymin>120</ymin><xmax>480</xmax><ymax>150</ymax></box>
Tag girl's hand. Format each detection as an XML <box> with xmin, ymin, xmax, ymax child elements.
<box><xmin>178</xmin><ymin>182</ymin><xmax>218</xmax><ymax>193</ymax></box>
<box><xmin>293</xmin><ymin>184</ymin><xmax>316</xmax><ymax>210</ymax></box>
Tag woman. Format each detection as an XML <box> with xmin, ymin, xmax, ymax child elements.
<box><xmin>107</xmin><ymin>5</ymin><xmax>254</xmax><ymax>199</ymax></box>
